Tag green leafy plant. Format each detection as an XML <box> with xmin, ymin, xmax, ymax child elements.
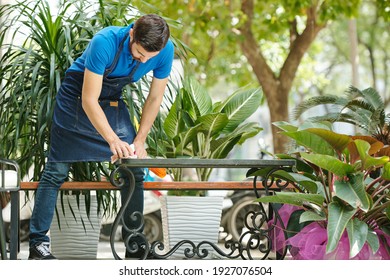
<box><xmin>0</xmin><ymin>0</ymin><xmax>131</xmax><ymax>218</ymax></box>
<box><xmin>293</xmin><ymin>86</ymin><xmax>390</xmax><ymax>145</ymax></box>
<box><xmin>252</xmin><ymin>121</ymin><xmax>390</xmax><ymax>258</ymax></box>
<box><xmin>148</xmin><ymin>77</ymin><xmax>263</xmax><ymax>186</ymax></box>
<box><xmin>0</xmin><ymin>0</ymin><xmax>186</xmax><ymax>217</ymax></box>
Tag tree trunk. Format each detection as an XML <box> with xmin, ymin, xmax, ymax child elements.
<box><xmin>267</xmin><ymin>87</ymin><xmax>290</xmax><ymax>153</ymax></box>
<box><xmin>239</xmin><ymin>0</ymin><xmax>325</xmax><ymax>153</ymax></box>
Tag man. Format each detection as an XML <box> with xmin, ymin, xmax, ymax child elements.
<box><xmin>28</xmin><ymin>14</ymin><xmax>174</xmax><ymax>260</ymax></box>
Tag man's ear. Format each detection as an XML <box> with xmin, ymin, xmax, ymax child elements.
<box><xmin>129</xmin><ymin>28</ymin><xmax>133</xmax><ymax>38</ymax></box>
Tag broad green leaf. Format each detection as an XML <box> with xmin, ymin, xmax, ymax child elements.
<box><xmin>326</xmin><ymin>201</ymin><xmax>357</xmax><ymax>253</ymax></box>
<box><xmin>300</xmin><ymin>210</ymin><xmax>326</xmax><ymax>223</ymax></box>
<box><xmin>195</xmin><ymin>113</ymin><xmax>228</xmax><ymax>137</ymax></box>
<box><xmin>273</xmin><ymin>121</ymin><xmax>298</xmax><ymax>132</ymax></box>
<box><xmin>275</xmin><ymin>154</ymin><xmax>314</xmax><ymax>174</ymax></box>
<box><xmin>219</xmin><ymin>87</ymin><xmax>262</xmax><ymax>133</ymax></box>
<box><xmin>382</xmin><ymin>162</ymin><xmax>390</xmax><ymax>180</ymax></box>
<box><xmin>286</xmin><ymin>209</ymin><xmax>313</xmax><ymax>238</ymax></box>
<box><xmin>300</xmin><ymin>152</ymin><xmax>355</xmax><ymax>177</ymax></box>
<box><xmin>363</xmin><ymin>154</ymin><xmax>389</xmax><ymax>170</ymax></box>
<box><xmin>172</xmin><ymin>123</ymin><xmax>203</xmax><ymax>153</ymax></box>
<box><xmin>351</xmin><ymin>135</ymin><xmax>384</xmax><ymax>155</ymax></box>
<box><xmin>346</xmin><ymin>219</ymin><xmax>368</xmax><ymax>258</ymax></box>
<box><xmin>275</xmin><ymin>121</ymin><xmax>339</xmax><ymax>155</ymax></box>
<box><xmin>164</xmin><ymin>99</ymin><xmax>184</xmax><ymax>139</ymax></box>
<box><xmin>255</xmin><ymin>192</ymin><xmax>324</xmax><ymax>207</ymax></box>
<box><xmin>208</xmin><ymin>123</ymin><xmax>261</xmax><ymax>159</ymax></box>
<box><xmin>233</xmin><ymin>123</ymin><xmax>263</xmax><ymax>144</ymax></box>
<box><xmin>353</xmin><ymin>139</ymin><xmax>389</xmax><ymax>170</ymax></box>
<box><xmin>366</xmin><ymin>228</ymin><xmax>380</xmax><ymax>254</ymax></box>
<box><xmin>282</xmin><ymin>130</ymin><xmax>335</xmax><ymax>155</ymax></box>
<box><xmin>246</xmin><ymin>166</ymin><xmax>277</xmax><ymax>179</ymax></box>
<box><xmin>333</xmin><ymin>173</ymin><xmax>370</xmax><ymax>212</ymax></box>
<box><xmin>183</xmin><ymin>77</ymin><xmax>212</xmax><ymax>117</ymax></box>
<box><xmin>298</xmin><ymin>121</ymin><xmax>333</xmax><ymax>131</ymax></box>
<box><xmin>305</xmin><ymin>128</ymin><xmax>351</xmax><ymax>154</ymax></box>
<box><xmin>209</xmin><ymin>135</ymin><xmax>241</xmax><ymax>159</ymax></box>
<box><xmin>263</xmin><ymin>169</ymin><xmax>319</xmax><ymax>194</ymax></box>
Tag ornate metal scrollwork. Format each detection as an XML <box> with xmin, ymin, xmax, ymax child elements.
<box><xmin>252</xmin><ymin>167</ymin><xmax>291</xmax><ymax>260</ymax></box>
<box><xmin>149</xmin><ymin>239</ymin><xmax>244</xmax><ymax>259</ymax></box>
<box><xmin>108</xmin><ymin>164</ymin><xmax>290</xmax><ymax>260</ymax></box>
<box><xmin>109</xmin><ymin>165</ymin><xmax>149</xmax><ymax>260</ymax></box>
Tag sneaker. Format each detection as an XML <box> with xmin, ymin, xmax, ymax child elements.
<box><xmin>28</xmin><ymin>242</ymin><xmax>57</xmax><ymax>260</ymax></box>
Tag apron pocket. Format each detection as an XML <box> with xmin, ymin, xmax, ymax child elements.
<box><xmin>74</xmin><ymin>98</ymin><xmax>119</xmax><ymax>136</ymax></box>
<box><xmin>100</xmin><ymin>99</ymin><xmax>120</xmax><ymax>134</ymax></box>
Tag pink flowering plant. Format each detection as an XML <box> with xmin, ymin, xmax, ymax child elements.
<box><xmin>253</xmin><ymin>121</ymin><xmax>390</xmax><ymax>259</ymax></box>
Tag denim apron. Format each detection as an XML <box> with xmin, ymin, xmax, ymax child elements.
<box><xmin>49</xmin><ymin>34</ymin><xmax>139</xmax><ymax>162</ymax></box>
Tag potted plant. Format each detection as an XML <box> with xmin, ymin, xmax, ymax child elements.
<box><xmin>0</xmin><ymin>0</ymin><xmax>185</xmax><ymax>259</ymax></box>
<box><xmin>0</xmin><ymin>0</ymin><xmax>122</xmax><ymax>259</ymax></box>
<box><xmin>146</xmin><ymin>77</ymin><xmax>263</xmax><ymax>258</ymax></box>
<box><xmin>252</xmin><ymin>120</ymin><xmax>390</xmax><ymax>259</ymax></box>
<box><xmin>148</xmin><ymin>76</ymin><xmax>263</xmax><ymax>180</ymax></box>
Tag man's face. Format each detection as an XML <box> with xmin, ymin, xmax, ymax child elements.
<box><xmin>129</xmin><ymin>39</ymin><xmax>159</xmax><ymax>63</ymax></box>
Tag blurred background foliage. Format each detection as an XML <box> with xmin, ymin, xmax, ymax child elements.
<box><xmin>1</xmin><ymin>0</ymin><xmax>390</xmax><ymax>160</ymax></box>
<box><xmin>130</xmin><ymin>0</ymin><xmax>390</xmax><ymax>153</ymax></box>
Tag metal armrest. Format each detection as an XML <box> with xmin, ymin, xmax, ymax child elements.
<box><xmin>0</xmin><ymin>158</ymin><xmax>20</xmax><ymax>192</ymax></box>
<box><xmin>0</xmin><ymin>158</ymin><xmax>21</xmax><ymax>260</ymax></box>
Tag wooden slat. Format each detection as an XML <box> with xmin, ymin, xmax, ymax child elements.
<box><xmin>20</xmin><ymin>180</ymin><xmax>284</xmax><ymax>191</ymax></box>
<box><xmin>20</xmin><ymin>181</ymin><xmax>116</xmax><ymax>190</ymax></box>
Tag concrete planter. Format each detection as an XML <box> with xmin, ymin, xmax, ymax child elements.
<box><xmin>160</xmin><ymin>195</ymin><xmax>223</xmax><ymax>259</ymax></box>
<box><xmin>50</xmin><ymin>194</ymin><xmax>101</xmax><ymax>259</ymax></box>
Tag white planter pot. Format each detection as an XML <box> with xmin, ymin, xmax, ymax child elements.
<box><xmin>50</xmin><ymin>194</ymin><xmax>101</xmax><ymax>260</ymax></box>
<box><xmin>160</xmin><ymin>195</ymin><xmax>224</xmax><ymax>259</ymax></box>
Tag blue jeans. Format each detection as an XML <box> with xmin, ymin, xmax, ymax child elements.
<box><xmin>29</xmin><ymin>161</ymin><xmax>144</xmax><ymax>247</ymax></box>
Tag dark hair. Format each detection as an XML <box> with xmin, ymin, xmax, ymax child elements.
<box><xmin>133</xmin><ymin>14</ymin><xmax>170</xmax><ymax>52</ymax></box>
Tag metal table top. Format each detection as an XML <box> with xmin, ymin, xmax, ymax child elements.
<box><xmin>115</xmin><ymin>158</ymin><xmax>296</xmax><ymax>169</ymax></box>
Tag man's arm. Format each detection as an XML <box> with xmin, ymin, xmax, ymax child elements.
<box><xmin>81</xmin><ymin>68</ymin><xmax>134</xmax><ymax>159</ymax></box>
<box><xmin>133</xmin><ymin>76</ymin><xmax>168</xmax><ymax>158</ymax></box>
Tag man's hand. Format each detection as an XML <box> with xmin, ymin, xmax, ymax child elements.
<box><xmin>110</xmin><ymin>140</ymin><xmax>147</xmax><ymax>163</ymax></box>
<box><xmin>109</xmin><ymin>138</ymin><xmax>135</xmax><ymax>161</ymax></box>
<box><xmin>133</xmin><ymin>141</ymin><xmax>147</xmax><ymax>159</ymax></box>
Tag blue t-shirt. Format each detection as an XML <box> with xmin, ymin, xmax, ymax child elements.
<box><xmin>68</xmin><ymin>24</ymin><xmax>174</xmax><ymax>81</ymax></box>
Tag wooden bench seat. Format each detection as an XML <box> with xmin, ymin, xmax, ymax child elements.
<box><xmin>20</xmin><ymin>180</ymin><xmax>282</xmax><ymax>191</ymax></box>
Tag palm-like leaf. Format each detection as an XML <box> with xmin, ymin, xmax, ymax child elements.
<box><xmin>0</xmin><ymin>1</ymin><xmax>95</xmax><ymax>178</ymax></box>
<box><xmin>294</xmin><ymin>86</ymin><xmax>390</xmax><ymax>145</ymax></box>
<box><xmin>346</xmin><ymin>86</ymin><xmax>384</xmax><ymax>111</ymax></box>
<box><xmin>293</xmin><ymin>95</ymin><xmax>346</xmax><ymax>120</ymax></box>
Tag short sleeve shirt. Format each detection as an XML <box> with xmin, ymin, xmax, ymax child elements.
<box><xmin>67</xmin><ymin>24</ymin><xmax>174</xmax><ymax>81</ymax></box>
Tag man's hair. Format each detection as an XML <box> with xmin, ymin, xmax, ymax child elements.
<box><xmin>133</xmin><ymin>14</ymin><xmax>170</xmax><ymax>52</ymax></box>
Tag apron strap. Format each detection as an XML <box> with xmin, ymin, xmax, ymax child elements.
<box><xmin>104</xmin><ymin>32</ymin><xmax>128</xmax><ymax>78</ymax></box>
<box><xmin>128</xmin><ymin>61</ymin><xmax>140</xmax><ymax>79</ymax></box>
